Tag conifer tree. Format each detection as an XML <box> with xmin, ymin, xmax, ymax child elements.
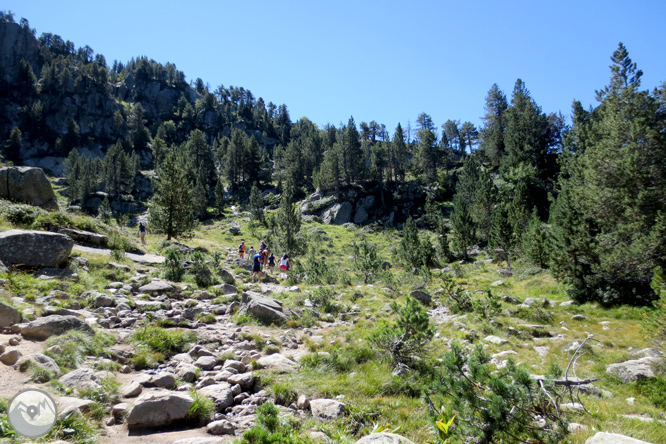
<box><xmin>489</xmin><ymin>203</ymin><xmax>515</xmax><ymax>268</ymax></box>
<box><xmin>479</xmin><ymin>83</ymin><xmax>508</xmax><ymax>169</ymax></box>
<box><xmin>523</xmin><ymin>207</ymin><xmax>548</xmax><ymax>268</ymax></box>
<box><xmin>249</xmin><ymin>182</ymin><xmax>264</xmax><ymax>224</ymax></box>
<box><xmin>149</xmin><ymin>150</ymin><xmax>195</xmax><ymax>240</ymax></box>
<box><xmin>399</xmin><ymin>217</ymin><xmax>423</xmax><ymax>269</ymax></box>
<box><xmin>451</xmin><ymin>194</ymin><xmax>475</xmax><ymax>260</ymax></box>
<box><xmin>3</xmin><ymin>127</ymin><xmax>22</xmax><ymax>164</ymax></box>
<box><xmin>214</xmin><ymin>177</ymin><xmax>226</xmax><ymax>217</ymax></box>
<box><xmin>269</xmin><ymin>182</ymin><xmax>305</xmax><ymax>256</ymax></box>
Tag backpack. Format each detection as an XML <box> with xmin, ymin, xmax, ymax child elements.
<box><xmin>239</xmin><ymin>243</ymin><xmax>245</xmax><ymax>251</ymax></box>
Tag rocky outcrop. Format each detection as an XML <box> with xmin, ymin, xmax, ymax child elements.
<box><xmin>310</xmin><ymin>399</ymin><xmax>347</xmax><ymax>420</ymax></box>
<box><xmin>238</xmin><ymin>292</ymin><xmax>288</xmax><ymax>324</ymax></box>
<box><xmin>322</xmin><ymin>202</ymin><xmax>353</xmax><ymax>225</ymax></box>
<box><xmin>52</xmin><ymin>227</ymin><xmax>108</xmax><ymax>247</ymax></box>
<box><xmin>126</xmin><ymin>391</ymin><xmax>194</xmax><ymax>429</ymax></box>
<box><xmin>0</xmin><ymin>167</ymin><xmax>59</xmax><ymax>210</ymax></box>
<box><xmin>20</xmin><ymin>315</ymin><xmax>94</xmax><ymax>340</ymax></box>
<box><xmin>16</xmin><ymin>353</ymin><xmax>60</xmax><ymax>376</ymax></box>
<box><xmin>0</xmin><ymin>230</ymin><xmax>73</xmax><ymax>267</ymax></box>
<box><xmin>198</xmin><ymin>383</ymin><xmax>235</xmax><ymax>411</ymax></box>
<box><xmin>0</xmin><ymin>22</ymin><xmax>41</xmax><ymax>84</ymax></box>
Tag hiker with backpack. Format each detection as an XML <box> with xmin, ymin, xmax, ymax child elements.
<box><xmin>238</xmin><ymin>240</ymin><xmax>246</xmax><ymax>259</ymax></box>
<box><xmin>248</xmin><ymin>246</ymin><xmax>256</xmax><ymax>262</ymax></box>
<box><xmin>268</xmin><ymin>251</ymin><xmax>276</xmax><ymax>274</ymax></box>
<box><xmin>252</xmin><ymin>250</ymin><xmax>263</xmax><ymax>282</ymax></box>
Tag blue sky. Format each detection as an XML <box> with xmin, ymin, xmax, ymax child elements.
<box><xmin>5</xmin><ymin>0</ymin><xmax>666</xmax><ymax>136</ymax></box>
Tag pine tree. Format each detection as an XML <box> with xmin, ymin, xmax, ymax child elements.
<box><xmin>214</xmin><ymin>177</ymin><xmax>226</xmax><ymax>217</ymax></box>
<box><xmin>399</xmin><ymin>217</ymin><xmax>425</xmax><ymax>269</ymax></box>
<box><xmin>451</xmin><ymin>194</ymin><xmax>475</xmax><ymax>260</ymax></box>
<box><xmin>149</xmin><ymin>150</ymin><xmax>195</xmax><ymax>240</ymax></box>
<box><xmin>3</xmin><ymin>127</ymin><xmax>22</xmax><ymax>164</ymax></box>
<box><xmin>249</xmin><ymin>182</ymin><xmax>264</xmax><ymax>224</ymax></box>
<box><xmin>479</xmin><ymin>83</ymin><xmax>508</xmax><ymax>169</ymax></box>
<box><xmin>489</xmin><ymin>203</ymin><xmax>515</xmax><ymax>268</ymax></box>
<box><xmin>523</xmin><ymin>207</ymin><xmax>548</xmax><ymax>268</ymax></box>
<box><xmin>269</xmin><ymin>182</ymin><xmax>305</xmax><ymax>256</ymax></box>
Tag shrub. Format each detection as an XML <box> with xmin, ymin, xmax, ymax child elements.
<box><xmin>130</xmin><ymin>325</ymin><xmax>197</xmax><ymax>355</ymax></box>
<box><xmin>2</xmin><ymin>203</ymin><xmax>45</xmax><ymax>226</ymax></box>
<box><xmin>270</xmin><ymin>382</ymin><xmax>298</xmax><ymax>406</ymax></box>
<box><xmin>187</xmin><ymin>390</ymin><xmax>215</xmax><ymax>426</ymax></box>
<box><xmin>163</xmin><ymin>249</ymin><xmax>185</xmax><ymax>281</ymax></box>
<box><xmin>636</xmin><ymin>377</ymin><xmax>666</xmax><ymax>409</ymax></box>
<box><xmin>191</xmin><ymin>250</ymin><xmax>214</xmax><ymax>288</ymax></box>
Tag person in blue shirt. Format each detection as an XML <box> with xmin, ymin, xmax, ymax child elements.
<box><xmin>252</xmin><ymin>251</ymin><xmax>262</xmax><ymax>282</ymax></box>
<box><xmin>138</xmin><ymin>222</ymin><xmax>147</xmax><ymax>245</ymax></box>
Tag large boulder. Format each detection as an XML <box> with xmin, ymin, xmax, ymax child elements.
<box><xmin>198</xmin><ymin>383</ymin><xmax>234</xmax><ymax>411</ymax></box>
<box><xmin>238</xmin><ymin>291</ymin><xmax>288</xmax><ymax>324</ymax></box>
<box><xmin>0</xmin><ymin>302</ymin><xmax>21</xmax><ymax>327</ymax></box>
<box><xmin>17</xmin><ymin>353</ymin><xmax>60</xmax><ymax>376</ymax></box>
<box><xmin>356</xmin><ymin>433</ymin><xmax>418</xmax><ymax>444</ymax></box>
<box><xmin>322</xmin><ymin>202</ymin><xmax>353</xmax><ymax>225</ymax></box>
<box><xmin>20</xmin><ymin>315</ymin><xmax>94</xmax><ymax>340</ymax></box>
<box><xmin>59</xmin><ymin>368</ymin><xmax>102</xmax><ymax>390</ymax></box>
<box><xmin>126</xmin><ymin>390</ymin><xmax>193</xmax><ymax>429</ymax></box>
<box><xmin>606</xmin><ymin>357</ymin><xmax>662</xmax><ymax>383</ymax></box>
<box><xmin>584</xmin><ymin>432</ymin><xmax>655</xmax><ymax>444</ymax></box>
<box><xmin>0</xmin><ymin>230</ymin><xmax>73</xmax><ymax>267</ymax></box>
<box><xmin>0</xmin><ymin>166</ymin><xmax>59</xmax><ymax>210</ymax></box>
<box><xmin>256</xmin><ymin>353</ymin><xmax>298</xmax><ymax>369</ymax></box>
<box><xmin>54</xmin><ymin>227</ymin><xmax>108</xmax><ymax>247</ymax></box>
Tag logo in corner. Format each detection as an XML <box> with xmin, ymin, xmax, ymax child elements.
<box><xmin>7</xmin><ymin>388</ymin><xmax>57</xmax><ymax>438</ymax></box>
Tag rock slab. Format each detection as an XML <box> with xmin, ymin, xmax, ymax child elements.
<box><xmin>584</xmin><ymin>432</ymin><xmax>655</xmax><ymax>444</ymax></box>
<box><xmin>0</xmin><ymin>230</ymin><xmax>73</xmax><ymax>267</ymax></box>
<box><xmin>239</xmin><ymin>291</ymin><xmax>287</xmax><ymax>324</ymax></box>
<box><xmin>126</xmin><ymin>390</ymin><xmax>193</xmax><ymax>429</ymax></box>
<box><xmin>20</xmin><ymin>315</ymin><xmax>94</xmax><ymax>340</ymax></box>
<box><xmin>356</xmin><ymin>433</ymin><xmax>418</xmax><ymax>444</ymax></box>
<box><xmin>0</xmin><ymin>302</ymin><xmax>21</xmax><ymax>327</ymax></box>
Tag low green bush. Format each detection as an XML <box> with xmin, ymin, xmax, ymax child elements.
<box><xmin>130</xmin><ymin>325</ymin><xmax>197</xmax><ymax>355</ymax></box>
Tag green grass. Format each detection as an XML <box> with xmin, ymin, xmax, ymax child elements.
<box><xmin>130</xmin><ymin>324</ymin><xmax>197</xmax><ymax>355</ymax></box>
<box><xmin>44</xmin><ymin>330</ymin><xmax>116</xmax><ymax>372</ymax></box>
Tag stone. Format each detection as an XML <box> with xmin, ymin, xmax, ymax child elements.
<box><xmin>198</xmin><ymin>383</ymin><xmax>235</xmax><ymax>411</ymax></box>
<box><xmin>176</xmin><ymin>363</ymin><xmax>199</xmax><ymax>383</ymax></box>
<box><xmin>55</xmin><ymin>227</ymin><xmax>108</xmax><ymax>247</ymax></box>
<box><xmin>0</xmin><ymin>349</ymin><xmax>22</xmax><ymax>365</ymax></box>
<box><xmin>33</xmin><ymin>268</ymin><xmax>78</xmax><ymax>281</ymax></box>
<box><xmin>57</xmin><ymin>397</ymin><xmax>94</xmax><ymax>419</ymax></box>
<box><xmin>256</xmin><ymin>353</ymin><xmax>298</xmax><ymax>369</ymax></box>
<box><xmin>126</xmin><ymin>390</ymin><xmax>193</xmax><ymax>429</ymax></box>
<box><xmin>483</xmin><ymin>335</ymin><xmax>509</xmax><ymax>345</ymax></box>
<box><xmin>138</xmin><ymin>280</ymin><xmax>175</xmax><ymax>294</ymax></box>
<box><xmin>584</xmin><ymin>432</ymin><xmax>655</xmax><ymax>444</ymax></box>
<box><xmin>91</xmin><ymin>292</ymin><xmax>115</xmax><ymax>308</ymax></box>
<box><xmin>16</xmin><ymin>353</ymin><xmax>60</xmax><ymax>376</ymax></box>
<box><xmin>571</xmin><ymin>314</ymin><xmax>587</xmax><ymax>321</ymax></box>
<box><xmin>227</xmin><ymin>372</ymin><xmax>254</xmax><ymax>389</ymax></box>
<box><xmin>310</xmin><ymin>399</ymin><xmax>347</xmax><ymax>420</ymax></box>
<box><xmin>355</xmin><ymin>433</ymin><xmax>418</xmax><ymax>444</ymax></box>
<box><xmin>222</xmin><ymin>359</ymin><xmax>246</xmax><ymax>373</ymax></box>
<box><xmin>217</xmin><ymin>270</ymin><xmax>236</xmax><ymax>286</ymax></box>
<box><xmin>238</xmin><ymin>291</ymin><xmax>288</xmax><ymax>324</ymax></box>
<box><xmin>108</xmin><ymin>262</ymin><xmax>131</xmax><ymax>272</ymax></box>
<box><xmin>409</xmin><ymin>290</ymin><xmax>431</xmax><ymax>304</ymax></box>
<box><xmin>490</xmin><ymin>280</ymin><xmax>506</xmax><ymax>287</ymax></box>
<box><xmin>0</xmin><ymin>302</ymin><xmax>21</xmax><ymax>327</ymax></box>
<box><xmin>174</xmin><ymin>439</ymin><xmax>226</xmax><ymax>444</ymax></box>
<box><xmin>206</xmin><ymin>419</ymin><xmax>236</xmax><ymax>435</ymax></box>
<box><xmin>322</xmin><ymin>202</ymin><xmax>353</xmax><ymax>225</ymax></box>
<box><xmin>606</xmin><ymin>357</ymin><xmax>661</xmax><ymax>383</ymax></box>
<box><xmin>121</xmin><ymin>381</ymin><xmax>143</xmax><ymax>398</ymax></box>
<box><xmin>195</xmin><ymin>355</ymin><xmax>217</xmax><ymax>370</ymax></box>
<box><xmin>151</xmin><ymin>372</ymin><xmax>176</xmax><ymax>389</ymax></box>
<box><xmin>20</xmin><ymin>315</ymin><xmax>94</xmax><ymax>340</ymax></box>
<box><xmin>59</xmin><ymin>368</ymin><xmax>101</xmax><ymax>390</ymax></box>
<box><xmin>297</xmin><ymin>395</ymin><xmax>310</xmax><ymax>410</ymax></box>
<box><xmin>0</xmin><ymin>166</ymin><xmax>59</xmax><ymax>210</ymax></box>
<box><xmin>0</xmin><ymin>230</ymin><xmax>73</xmax><ymax>267</ymax></box>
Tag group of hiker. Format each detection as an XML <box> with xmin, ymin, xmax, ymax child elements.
<box><xmin>238</xmin><ymin>240</ymin><xmax>290</xmax><ymax>282</ymax></box>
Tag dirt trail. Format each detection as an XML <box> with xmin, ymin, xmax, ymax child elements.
<box><xmin>73</xmin><ymin>245</ymin><xmax>165</xmax><ymax>264</ymax></box>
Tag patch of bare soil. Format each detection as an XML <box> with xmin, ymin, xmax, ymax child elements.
<box><xmin>0</xmin><ymin>334</ymin><xmax>45</xmax><ymax>401</ymax></box>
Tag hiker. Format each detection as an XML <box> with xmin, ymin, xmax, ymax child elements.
<box><xmin>248</xmin><ymin>246</ymin><xmax>256</xmax><ymax>262</ymax></box>
<box><xmin>261</xmin><ymin>248</ymin><xmax>269</xmax><ymax>274</ymax></box>
<box><xmin>138</xmin><ymin>222</ymin><xmax>147</xmax><ymax>245</ymax></box>
<box><xmin>238</xmin><ymin>240</ymin><xmax>246</xmax><ymax>259</ymax></box>
<box><xmin>279</xmin><ymin>254</ymin><xmax>290</xmax><ymax>281</ymax></box>
<box><xmin>252</xmin><ymin>251</ymin><xmax>262</xmax><ymax>282</ymax></box>
<box><xmin>268</xmin><ymin>251</ymin><xmax>275</xmax><ymax>274</ymax></box>
<box><xmin>260</xmin><ymin>240</ymin><xmax>267</xmax><ymax>250</ymax></box>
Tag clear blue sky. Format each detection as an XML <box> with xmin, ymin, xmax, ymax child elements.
<box><xmin>5</xmin><ymin>0</ymin><xmax>666</xmax><ymax>136</ymax></box>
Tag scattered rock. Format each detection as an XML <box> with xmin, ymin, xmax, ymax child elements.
<box><xmin>126</xmin><ymin>391</ymin><xmax>194</xmax><ymax>429</ymax></box>
<box><xmin>571</xmin><ymin>314</ymin><xmax>587</xmax><ymax>321</ymax></box>
<box><xmin>206</xmin><ymin>419</ymin><xmax>236</xmax><ymax>435</ymax></box>
<box><xmin>138</xmin><ymin>280</ymin><xmax>175</xmax><ymax>294</ymax></box>
<box><xmin>255</xmin><ymin>354</ymin><xmax>298</xmax><ymax>369</ymax></box>
<box><xmin>198</xmin><ymin>383</ymin><xmax>235</xmax><ymax>411</ymax></box>
<box><xmin>16</xmin><ymin>353</ymin><xmax>60</xmax><ymax>376</ymax></box>
<box><xmin>483</xmin><ymin>335</ymin><xmax>509</xmax><ymax>345</ymax></box>
<box><xmin>20</xmin><ymin>315</ymin><xmax>94</xmax><ymax>340</ymax></box>
<box><xmin>297</xmin><ymin>395</ymin><xmax>310</xmax><ymax>410</ymax></box>
<box><xmin>195</xmin><ymin>356</ymin><xmax>218</xmax><ymax>370</ymax></box>
<box><xmin>409</xmin><ymin>290</ymin><xmax>431</xmax><ymax>304</ymax></box>
<box><xmin>121</xmin><ymin>381</ymin><xmax>143</xmax><ymax>398</ymax></box>
<box><xmin>238</xmin><ymin>291</ymin><xmax>288</xmax><ymax>324</ymax></box>
<box><xmin>0</xmin><ymin>349</ymin><xmax>22</xmax><ymax>365</ymax></box>
<box><xmin>490</xmin><ymin>280</ymin><xmax>505</xmax><ymax>287</ymax></box>
<box><xmin>59</xmin><ymin>368</ymin><xmax>102</xmax><ymax>390</ymax></box>
<box><xmin>310</xmin><ymin>399</ymin><xmax>347</xmax><ymax>420</ymax></box>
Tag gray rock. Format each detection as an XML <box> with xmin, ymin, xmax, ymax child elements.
<box><xmin>199</xmin><ymin>383</ymin><xmax>234</xmax><ymax>411</ymax></box>
<box><xmin>0</xmin><ymin>166</ymin><xmax>59</xmax><ymax>210</ymax></box>
<box><xmin>59</xmin><ymin>368</ymin><xmax>101</xmax><ymax>390</ymax></box>
<box><xmin>174</xmin><ymin>439</ymin><xmax>226</xmax><ymax>444</ymax></box>
<box><xmin>206</xmin><ymin>419</ymin><xmax>236</xmax><ymax>435</ymax></box>
<box><xmin>222</xmin><ymin>359</ymin><xmax>246</xmax><ymax>372</ymax></box>
<box><xmin>108</xmin><ymin>262</ymin><xmax>131</xmax><ymax>272</ymax></box>
<box><xmin>138</xmin><ymin>280</ymin><xmax>175</xmax><ymax>294</ymax></box>
<box><xmin>322</xmin><ymin>202</ymin><xmax>353</xmax><ymax>225</ymax></box>
<box><xmin>483</xmin><ymin>335</ymin><xmax>509</xmax><ymax>345</ymax></box>
<box><xmin>151</xmin><ymin>372</ymin><xmax>176</xmax><ymax>389</ymax></box>
<box><xmin>57</xmin><ymin>396</ymin><xmax>94</xmax><ymax>419</ymax></box>
<box><xmin>91</xmin><ymin>292</ymin><xmax>115</xmax><ymax>308</ymax></box>
<box><xmin>176</xmin><ymin>363</ymin><xmax>199</xmax><ymax>383</ymax></box>
<box><xmin>409</xmin><ymin>290</ymin><xmax>431</xmax><ymax>304</ymax></box>
<box><xmin>238</xmin><ymin>291</ymin><xmax>287</xmax><ymax>324</ymax></box>
<box><xmin>310</xmin><ymin>399</ymin><xmax>347</xmax><ymax>420</ymax></box>
<box><xmin>121</xmin><ymin>381</ymin><xmax>143</xmax><ymax>398</ymax></box>
<box><xmin>33</xmin><ymin>268</ymin><xmax>78</xmax><ymax>281</ymax></box>
<box><xmin>356</xmin><ymin>433</ymin><xmax>418</xmax><ymax>444</ymax></box>
<box><xmin>195</xmin><ymin>356</ymin><xmax>218</xmax><ymax>370</ymax></box>
<box><xmin>20</xmin><ymin>314</ymin><xmax>94</xmax><ymax>340</ymax></box>
<box><xmin>571</xmin><ymin>314</ymin><xmax>587</xmax><ymax>321</ymax></box>
<box><xmin>0</xmin><ymin>302</ymin><xmax>21</xmax><ymax>327</ymax></box>
<box><xmin>217</xmin><ymin>270</ymin><xmax>236</xmax><ymax>286</ymax></box>
<box><xmin>126</xmin><ymin>390</ymin><xmax>193</xmax><ymax>429</ymax></box>
<box><xmin>606</xmin><ymin>357</ymin><xmax>661</xmax><ymax>383</ymax></box>
<box><xmin>55</xmin><ymin>227</ymin><xmax>108</xmax><ymax>247</ymax></box>
<box><xmin>584</xmin><ymin>432</ymin><xmax>655</xmax><ymax>444</ymax></box>
<box><xmin>0</xmin><ymin>349</ymin><xmax>22</xmax><ymax>365</ymax></box>
<box><xmin>256</xmin><ymin>354</ymin><xmax>298</xmax><ymax>369</ymax></box>
<box><xmin>227</xmin><ymin>372</ymin><xmax>254</xmax><ymax>389</ymax></box>
<box><xmin>16</xmin><ymin>353</ymin><xmax>60</xmax><ymax>376</ymax></box>
<box><xmin>0</xmin><ymin>230</ymin><xmax>73</xmax><ymax>267</ymax></box>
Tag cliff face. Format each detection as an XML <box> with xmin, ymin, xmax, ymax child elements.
<box><xmin>0</xmin><ymin>22</ymin><xmax>42</xmax><ymax>85</ymax></box>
